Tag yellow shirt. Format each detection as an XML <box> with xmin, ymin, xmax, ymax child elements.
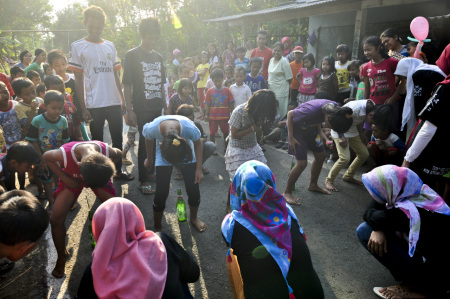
<box><xmin>15</xmin><ymin>98</ymin><xmax>44</xmax><ymax>126</ymax></box>
<box><xmin>196</xmin><ymin>63</ymin><xmax>210</xmax><ymax>89</ymax></box>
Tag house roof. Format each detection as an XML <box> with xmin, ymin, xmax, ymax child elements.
<box><xmin>429</xmin><ymin>13</ymin><xmax>450</xmax><ymax>20</ymax></box>
<box><xmin>203</xmin><ymin>0</ymin><xmax>336</xmax><ymax>23</ymax></box>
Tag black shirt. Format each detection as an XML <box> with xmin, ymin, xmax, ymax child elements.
<box><xmin>122</xmin><ymin>46</ymin><xmax>167</xmax><ymax>113</ymax></box>
<box><xmin>411</xmin><ymin>70</ymin><xmax>445</xmax><ymax>116</ymax></box>
<box><xmin>75</xmin><ymin>232</ymin><xmax>200</xmax><ymax>299</ymax></box>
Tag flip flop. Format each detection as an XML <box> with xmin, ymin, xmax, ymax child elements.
<box><xmin>174</xmin><ymin>173</ymin><xmax>184</xmax><ymax>180</ymax></box>
<box><xmin>114</xmin><ymin>172</ymin><xmax>134</xmax><ymax>181</ymax></box>
<box><xmin>373</xmin><ymin>287</ymin><xmax>388</xmax><ymax>299</ymax></box>
<box><xmin>122</xmin><ymin>158</ymin><xmax>133</xmax><ymax>165</ymax></box>
<box><xmin>138</xmin><ymin>185</ymin><xmax>155</xmax><ymax>195</ymax></box>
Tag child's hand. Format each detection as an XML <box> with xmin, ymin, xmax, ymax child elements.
<box><xmin>338</xmin><ymin>137</ymin><xmax>348</xmax><ymax>148</ymax></box>
<box><xmin>289</xmin><ymin>137</ymin><xmax>301</xmax><ymax>154</ymax></box>
<box><xmin>31</xmin><ymin>101</ymin><xmax>39</xmax><ymax>110</ymax></box>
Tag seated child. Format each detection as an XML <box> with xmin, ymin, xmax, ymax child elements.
<box><xmin>26</xmin><ymin>70</ymin><xmax>41</xmax><ymax>87</ymax></box>
<box><xmin>43</xmin><ymin>141</ymin><xmax>122</xmax><ymax>278</ymax></box>
<box><xmin>11</xmin><ymin>77</ymin><xmax>42</xmax><ymax>136</ymax></box>
<box><xmin>25</xmin><ymin>90</ymin><xmax>70</xmax><ymax>211</ymax></box>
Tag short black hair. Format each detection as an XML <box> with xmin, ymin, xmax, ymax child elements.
<box><xmin>10</xmin><ymin>66</ymin><xmax>24</xmax><ymax>76</ymax></box>
<box><xmin>26</xmin><ymin>70</ymin><xmax>40</xmax><ymax>80</ymax></box>
<box><xmin>83</xmin><ymin>5</ymin><xmax>107</xmax><ymax>23</ymax></box>
<box><xmin>273</xmin><ymin>42</ymin><xmax>283</xmax><ymax>51</ymax></box>
<box><xmin>160</xmin><ymin>132</ymin><xmax>193</xmax><ymax>166</ymax></box>
<box><xmin>373</xmin><ymin>104</ymin><xmax>393</xmax><ymax>131</ymax></box>
<box><xmin>80</xmin><ymin>153</ymin><xmax>116</xmax><ymax>189</ymax></box>
<box><xmin>176</xmin><ymin>104</ymin><xmax>195</xmax><ymax>118</ymax></box>
<box><xmin>249</xmin><ymin>57</ymin><xmax>262</xmax><ymax>67</ymax></box>
<box><xmin>6</xmin><ymin>141</ymin><xmax>39</xmax><ymax>165</ymax></box>
<box><xmin>246</xmin><ymin>89</ymin><xmax>278</xmax><ymax>125</ymax></box>
<box><xmin>36</xmin><ymin>83</ymin><xmax>46</xmax><ymax>96</ymax></box>
<box><xmin>325</xmin><ymin>105</ymin><xmax>354</xmax><ymax>134</ymax></box>
<box><xmin>0</xmin><ymin>190</ymin><xmax>49</xmax><ymax>246</ymax></box>
<box><xmin>139</xmin><ymin>17</ymin><xmax>161</xmax><ymax>36</ymax></box>
<box><xmin>19</xmin><ymin>50</ymin><xmax>31</xmax><ymax>63</ymax></box>
<box><xmin>210</xmin><ymin>68</ymin><xmax>224</xmax><ymax>80</ymax></box>
<box><xmin>302</xmin><ymin>53</ymin><xmax>316</xmax><ymax>66</ymax></box>
<box><xmin>257</xmin><ymin>30</ymin><xmax>268</xmax><ymax>37</ymax></box>
<box><xmin>177</xmin><ymin>78</ymin><xmax>193</xmax><ymax>94</ymax></box>
<box><xmin>44</xmin><ymin>90</ymin><xmax>65</xmax><ymax>106</ymax></box>
<box><xmin>11</xmin><ymin>77</ymin><xmax>33</xmax><ymax>96</ymax></box>
<box><xmin>336</xmin><ymin>44</ymin><xmax>351</xmax><ymax>56</ymax></box>
<box><xmin>44</xmin><ymin>75</ymin><xmax>64</xmax><ymax>90</ymax></box>
<box><xmin>347</xmin><ymin>60</ymin><xmax>362</xmax><ymax>70</ymax></box>
<box><xmin>47</xmin><ymin>49</ymin><xmax>67</xmax><ymax>65</ymax></box>
<box><xmin>235</xmin><ymin>65</ymin><xmax>246</xmax><ymax>74</ymax></box>
<box><xmin>236</xmin><ymin>46</ymin><xmax>246</xmax><ymax>53</ymax></box>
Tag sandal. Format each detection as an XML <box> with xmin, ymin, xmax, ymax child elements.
<box><xmin>202</xmin><ymin>167</ymin><xmax>210</xmax><ymax>175</ymax></box>
<box><xmin>114</xmin><ymin>172</ymin><xmax>134</xmax><ymax>181</ymax></box>
<box><xmin>138</xmin><ymin>185</ymin><xmax>155</xmax><ymax>195</ymax></box>
<box><xmin>174</xmin><ymin>173</ymin><xmax>184</xmax><ymax>181</ymax></box>
<box><xmin>122</xmin><ymin>158</ymin><xmax>133</xmax><ymax>165</ymax></box>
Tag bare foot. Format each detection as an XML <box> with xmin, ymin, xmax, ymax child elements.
<box><xmin>51</xmin><ymin>256</ymin><xmax>66</xmax><ymax>279</ymax></box>
<box><xmin>343</xmin><ymin>177</ymin><xmax>364</xmax><ymax>185</ymax></box>
<box><xmin>191</xmin><ymin>218</ymin><xmax>207</xmax><ymax>232</ymax></box>
<box><xmin>283</xmin><ymin>192</ymin><xmax>301</xmax><ymax>206</ymax></box>
<box><xmin>379</xmin><ymin>284</ymin><xmax>426</xmax><ymax>299</ymax></box>
<box><xmin>325</xmin><ymin>181</ymin><xmax>339</xmax><ymax>192</ymax></box>
<box><xmin>308</xmin><ymin>184</ymin><xmax>331</xmax><ymax>195</ymax></box>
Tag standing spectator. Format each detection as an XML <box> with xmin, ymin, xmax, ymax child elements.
<box><xmin>380</xmin><ymin>28</ymin><xmax>409</xmax><ymax>59</ymax></box>
<box><xmin>208</xmin><ymin>43</ymin><xmax>220</xmax><ymax>67</ymax></box>
<box><xmin>289</xmin><ymin>46</ymin><xmax>303</xmax><ymax>103</ymax></box>
<box><xmin>244</xmin><ymin>57</ymin><xmax>267</xmax><ymax>94</ymax></box>
<box><xmin>245</xmin><ymin>41</ymin><xmax>252</xmax><ymax>58</ymax></box>
<box><xmin>69</xmin><ymin>5</ymin><xmax>132</xmax><ymax>181</ymax></box>
<box><xmin>268</xmin><ymin>42</ymin><xmax>293</xmax><ymax>119</ymax></box>
<box><xmin>250</xmin><ymin>30</ymin><xmax>273</xmax><ymax>81</ymax></box>
<box><xmin>13</xmin><ymin>50</ymin><xmax>32</xmax><ymax>70</ymax></box>
<box><xmin>317</xmin><ymin>56</ymin><xmax>339</xmax><ymax>101</ymax></box>
<box><xmin>234</xmin><ymin>46</ymin><xmax>249</xmax><ymax>74</ymax></box>
<box><xmin>122</xmin><ymin>17</ymin><xmax>167</xmax><ymax>194</ymax></box>
<box><xmin>281</xmin><ymin>36</ymin><xmax>292</xmax><ymax>60</ymax></box>
<box><xmin>335</xmin><ymin>44</ymin><xmax>351</xmax><ymax>104</ymax></box>
<box><xmin>230</xmin><ymin>66</ymin><xmax>252</xmax><ymax>107</ymax></box>
<box><xmin>222</xmin><ymin>41</ymin><xmax>236</xmax><ymax>68</ymax></box>
<box><xmin>24</xmin><ymin>49</ymin><xmax>46</xmax><ymax>81</ymax></box>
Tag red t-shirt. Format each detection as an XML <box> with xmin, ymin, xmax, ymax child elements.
<box><xmin>250</xmin><ymin>47</ymin><xmax>273</xmax><ymax>81</ymax></box>
<box><xmin>204</xmin><ymin>87</ymin><xmax>235</xmax><ymax>120</ymax></box>
<box><xmin>360</xmin><ymin>58</ymin><xmax>399</xmax><ymax>105</ymax></box>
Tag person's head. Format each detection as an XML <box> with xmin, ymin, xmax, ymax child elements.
<box><xmin>83</xmin><ymin>5</ymin><xmax>107</xmax><ymax>39</ymax></box>
<box><xmin>176</xmin><ymin>104</ymin><xmax>195</xmax><ymax>121</ymax></box>
<box><xmin>36</xmin><ymin>83</ymin><xmax>46</xmax><ymax>99</ymax></box>
<box><xmin>257</xmin><ymin>30</ymin><xmax>268</xmax><ymax>48</ymax></box>
<box><xmin>178</xmin><ymin>63</ymin><xmax>190</xmax><ymax>79</ymax></box>
<box><xmin>33</xmin><ymin>49</ymin><xmax>46</xmax><ymax>64</ymax></box>
<box><xmin>302</xmin><ymin>53</ymin><xmax>315</xmax><ymax>69</ymax></box>
<box><xmin>371</xmin><ymin>104</ymin><xmax>393</xmax><ymax>129</ymax></box>
<box><xmin>0</xmin><ymin>190</ymin><xmax>49</xmax><ymax>261</ymax></box>
<box><xmin>236</xmin><ymin>46</ymin><xmax>246</xmax><ymax>60</ymax></box>
<box><xmin>288</xmin><ymin>101</ymin><xmax>297</xmax><ymax>111</ymax></box>
<box><xmin>80</xmin><ymin>153</ymin><xmax>116</xmax><ymax>189</ymax></box>
<box><xmin>184</xmin><ymin>57</ymin><xmax>194</xmax><ymax>70</ymax></box>
<box><xmin>380</xmin><ymin>28</ymin><xmax>402</xmax><ymax>51</ymax></box>
<box><xmin>322</xmin><ymin>103</ymin><xmax>353</xmax><ymax>133</ymax></box>
<box><xmin>200</xmin><ymin>51</ymin><xmax>209</xmax><ymax>64</ymax></box>
<box><xmin>292</xmin><ymin>46</ymin><xmax>304</xmax><ymax>62</ymax></box>
<box><xmin>321</xmin><ymin>56</ymin><xmax>336</xmax><ymax>75</ymax></box>
<box><xmin>160</xmin><ymin>131</ymin><xmax>193</xmax><ymax>166</ymax></box>
<box><xmin>43</xmin><ymin>90</ymin><xmax>65</xmax><ymax>119</ymax></box>
<box><xmin>245</xmin><ymin>89</ymin><xmax>278</xmax><ymax>125</ymax></box>
<box><xmin>177</xmin><ymin>78</ymin><xmax>193</xmax><ymax>97</ymax></box>
<box><xmin>406</xmin><ymin>41</ymin><xmax>418</xmax><ymax>58</ymax></box>
<box><xmin>245</xmin><ymin>41</ymin><xmax>252</xmax><ymax>50</ymax></box>
<box><xmin>272</xmin><ymin>42</ymin><xmax>283</xmax><ymax>60</ymax></box>
<box><xmin>47</xmin><ymin>49</ymin><xmax>68</xmax><ymax>76</ymax></box>
<box><xmin>43</xmin><ymin>63</ymin><xmax>53</xmax><ymax>76</ymax></box>
<box><xmin>19</xmin><ymin>50</ymin><xmax>32</xmax><ymax>65</ymax></box>
<box><xmin>26</xmin><ymin>70</ymin><xmax>41</xmax><ymax>86</ymax></box>
<box><xmin>6</xmin><ymin>141</ymin><xmax>39</xmax><ymax>174</ymax></box>
<box><xmin>210</xmin><ymin>68</ymin><xmax>224</xmax><ymax>89</ymax></box>
<box><xmin>139</xmin><ymin>17</ymin><xmax>161</xmax><ymax>50</ymax></box>
<box><xmin>0</xmin><ymin>81</ymin><xmax>10</xmax><ymax>104</ymax></box>
<box><xmin>371</xmin><ymin>123</ymin><xmax>389</xmax><ymax>140</ymax></box>
<box><xmin>347</xmin><ymin>60</ymin><xmax>362</xmax><ymax>80</ymax></box>
<box><xmin>224</xmin><ymin>65</ymin><xmax>234</xmax><ymax>78</ymax></box>
<box><xmin>9</xmin><ymin>66</ymin><xmax>25</xmax><ymax>80</ymax></box>
<box><xmin>44</xmin><ymin>75</ymin><xmax>65</xmax><ymax>94</ymax></box>
<box><xmin>363</xmin><ymin>36</ymin><xmax>389</xmax><ymax>61</ymax></box>
<box><xmin>11</xmin><ymin>77</ymin><xmax>35</xmax><ymax>103</ymax></box>
<box><xmin>281</xmin><ymin>36</ymin><xmax>291</xmax><ymax>51</ymax></box>
<box><xmin>336</xmin><ymin>44</ymin><xmax>350</xmax><ymax>63</ymax></box>
<box><xmin>224</xmin><ymin>78</ymin><xmax>234</xmax><ymax>88</ymax></box>
<box><xmin>227</xmin><ymin>41</ymin><xmax>234</xmax><ymax>50</ymax></box>
<box><xmin>249</xmin><ymin>57</ymin><xmax>262</xmax><ymax>76</ymax></box>
<box><xmin>234</xmin><ymin>66</ymin><xmax>246</xmax><ymax>85</ymax></box>
<box><xmin>208</xmin><ymin>43</ymin><xmax>218</xmax><ymax>57</ymax></box>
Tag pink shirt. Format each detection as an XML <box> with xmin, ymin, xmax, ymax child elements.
<box><xmin>298</xmin><ymin>68</ymin><xmax>320</xmax><ymax>94</ymax></box>
<box><xmin>360</xmin><ymin>58</ymin><xmax>399</xmax><ymax>105</ymax></box>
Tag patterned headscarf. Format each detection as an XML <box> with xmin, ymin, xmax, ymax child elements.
<box><xmin>362</xmin><ymin>165</ymin><xmax>450</xmax><ymax>257</ymax></box>
<box><xmin>222</xmin><ymin>160</ymin><xmax>304</xmax><ymax>298</ymax></box>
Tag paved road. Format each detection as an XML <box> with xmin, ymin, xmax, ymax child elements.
<box><xmin>0</xmin><ymin>122</ymin><xmax>396</xmax><ymax>299</ymax></box>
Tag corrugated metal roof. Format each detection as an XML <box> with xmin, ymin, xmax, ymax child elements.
<box><xmin>203</xmin><ymin>0</ymin><xmax>336</xmax><ymax>23</ymax></box>
<box><xmin>429</xmin><ymin>14</ymin><xmax>450</xmax><ymax>20</ymax></box>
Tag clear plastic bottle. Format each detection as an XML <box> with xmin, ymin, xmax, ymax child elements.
<box><xmin>176</xmin><ymin>188</ymin><xmax>186</xmax><ymax>222</ymax></box>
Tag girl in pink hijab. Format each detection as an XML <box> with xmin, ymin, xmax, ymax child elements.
<box><xmin>76</xmin><ymin>197</ymin><xmax>199</xmax><ymax>299</ymax></box>
<box><xmin>282</xmin><ymin>37</ymin><xmax>292</xmax><ymax>58</ymax></box>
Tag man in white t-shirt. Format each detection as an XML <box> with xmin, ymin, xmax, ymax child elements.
<box><xmin>229</xmin><ymin>66</ymin><xmax>252</xmax><ymax>106</ymax></box>
<box><xmin>69</xmin><ymin>5</ymin><xmax>133</xmax><ymax>181</ymax></box>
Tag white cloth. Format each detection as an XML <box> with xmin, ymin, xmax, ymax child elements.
<box><xmin>404</xmin><ymin>120</ymin><xmax>437</xmax><ymax>163</ymax></box>
<box><xmin>229</xmin><ymin>83</ymin><xmax>252</xmax><ymax>106</ymax></box>
<box><xmin>331</xmin><ymin>100</ymin><xmax>370</xmax><ymax>138</ymax></box>
<box><xmin>394</xmin><ymin>58</ymin><xmax>446</xmax><ymax>130</ymax></box>
<box><xmin>68</xmin><ymin>38</ymin><xmax>122</xmax><ymax>109</ymax></box>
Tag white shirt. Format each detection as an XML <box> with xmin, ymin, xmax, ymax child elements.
<box><xmin>229</xmin><ymin>83</ymin><xmax>252</xmax><ymax>106</ymax></box>
<box><xmin>331</xmin><ymin>100</ymin><xmax>369</xmax><ymax>138</ymax></box>
<box><xmin>68</xmin><ymin>38</ymin><xmax>121</xmax><ymax>109</ymax></box>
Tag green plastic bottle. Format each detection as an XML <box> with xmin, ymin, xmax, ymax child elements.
<box><xmin>176</xmin><ymin>188</ymin><xmax>186</xmax><ymax>222</ymax></box>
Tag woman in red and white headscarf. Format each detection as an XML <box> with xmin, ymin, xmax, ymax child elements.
<box><xmin>76</xmin><ymin>197</ymin><xmax>199</xmax><ymax>299</ymax></box>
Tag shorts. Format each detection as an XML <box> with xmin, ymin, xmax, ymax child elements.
<box><xmin>209</xmin><ymin>119</ymin><xmax>229</xmax><ymax>135</ymax></box>
<box><xmin>53</xmin><ymin>178</ymin><xmax>116</xmax><ymax>200</ymax></box>
<box><xmin>288</xmin><ymin>126</ymin><xmax>324</xmax><ymax>161</ymax></box>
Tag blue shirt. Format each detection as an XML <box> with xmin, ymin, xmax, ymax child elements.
<box><xmin>142</xmin><ymin>115</ymin><xmax>201</xmax><ymax>166</ymax></box>
<box><xmin>235</xmin><ymin>58</ymin><xmax>250</xmax><ymax>74</ymax></box>
<box><xmin>244</xmin><ymin>74</ymin><xmax>267</xmax><ymax>94</ymax></box>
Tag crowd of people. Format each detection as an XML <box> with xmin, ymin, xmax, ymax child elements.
<box><xmin>1</xmin><ymin>4</ymin><xmax>450</xmax><ymax>299</ymax></box>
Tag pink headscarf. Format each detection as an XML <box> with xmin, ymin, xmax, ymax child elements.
<box><xmin>282</xmin><ymin>37</ymin><xmax>292</xmax><ymax>57</ymax></box>
<box><xmin>91</xmin><ymin>198</ymin><xmax>168</xmax><ymax>299</ymax></box>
